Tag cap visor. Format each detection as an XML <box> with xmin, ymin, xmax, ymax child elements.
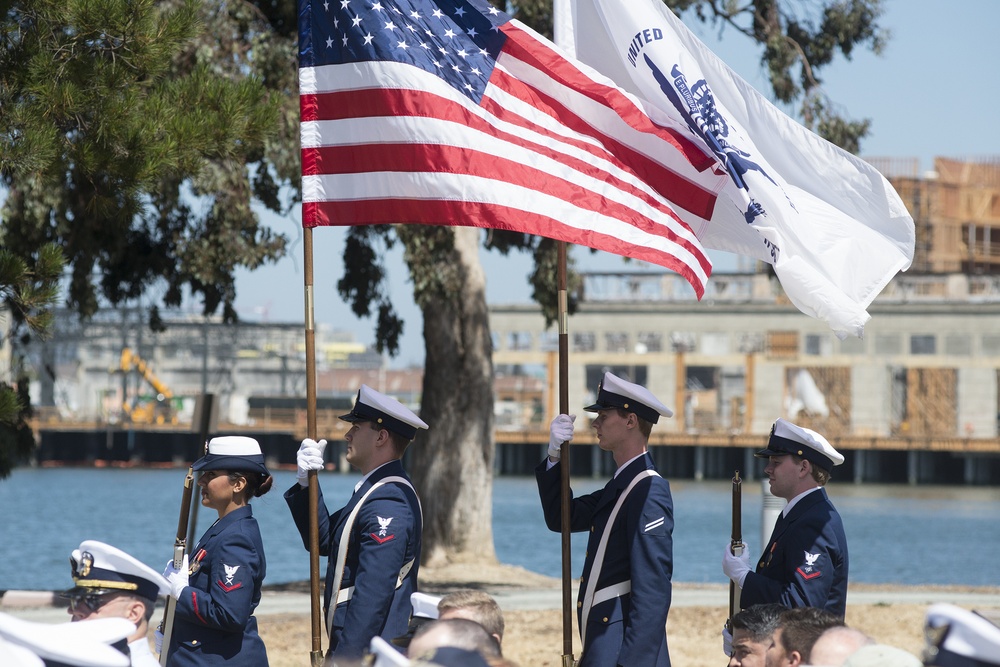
<box><xmin>754</xmin><ymin>447</ymin><xmax>786</xmax><ymax>458</ymax></box>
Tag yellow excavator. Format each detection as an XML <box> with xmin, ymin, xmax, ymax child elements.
<box><xmin>118</xmin><ymin>348</ymin><xmax>178</xmax><ymax>425</ymax></box>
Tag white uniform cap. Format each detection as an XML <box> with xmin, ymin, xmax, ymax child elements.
<box><xmin>193</xmin><ymin>435</ymin><xmax>270</xmax><ymax>476</ymax></box>
<box><xmin>755</xmin><ymin>418</ymin><xmax>845</xmax><ymax>472</ymax></box>
<box><xmin>66</xmin><ymin>540</ymin><xmax>170</xmax><ymax>600</ymax></box>
<box><xmin>842</xmin><ymin>644</ymin><xmax>922</xmax><ymax>667</ymax></box>
<box><xmin>410</xmin><ymin>592</ymin><xmax>442</xmax><ymax>620</ymax></box>
<box><xmin>583</xmin><ymin>372</ymin><xmax>673</xmax><ymax>423</ymax></box>
<box><xmin>924</xmin><ymin>603</ymin><xmax>1000</xmax><ymax>666</ymax></box>
<box><xmin>369</xmin><ymin>635</ymin><xmax>411</xmax><ymax>667</ymax></box>
<box><xmin>340</xmin><ymin>385</ymin><xmax>429</xmax><ymax>440</ymax></box>
<box><xmin>0</xmin><ymin>613</ymin><xmax>133</xmax><ymax>667</ymax></box>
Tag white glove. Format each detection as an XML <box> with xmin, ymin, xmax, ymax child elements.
<box><xmin>155</xmin><ymin>627</ymin><xmax>164</xmax><ymax>654</ymax></box>
<box><xmin>722</xmin><ymin>625</ymin><xmax>733</xmax><ymax>657</ymax></box>
<box><xmin>548</xmin><ymin>414</ymin><xmax>576</xmax><ymax>460</ymax></box>
<box><xmin>297</xmin><ymin>438</ymin><xmax>328</xmax><ymax>486</ymax></box>
<box><xmin>722</xmin><ymin>541</ymin><xmax>751</xmax><ymax>587</ymax></box>
<box><xmin>163</xmin><ymin>555</ymin><xmax>189</xmax><ymax>600</ymax></box>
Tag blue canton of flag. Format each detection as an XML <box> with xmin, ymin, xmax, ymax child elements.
<box><xmin>301</xmin><ymin>0</ymin><xmax>509</xmax><ymax>103</ymax></box>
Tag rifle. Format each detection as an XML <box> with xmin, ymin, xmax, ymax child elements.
<box><xmin>726</xmin><ymin>470</ymin><xmax>744</xmax><ymax>640</ymax></box>
<box><xmin>159</xmin><ymin>466</ymin><xmax>195</xmax><ymax>666</ymax></box>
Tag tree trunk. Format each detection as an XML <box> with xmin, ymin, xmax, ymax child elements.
<box><xmin>409</xmin><ymin>226</ymin><xmax>497</xmax><ymax>566</ymax></box>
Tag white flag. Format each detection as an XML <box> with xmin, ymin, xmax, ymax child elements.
<box><xmin>557</xmin><ymin>0</ymin><xmax>915</xmax><ymax>338</ymax></box>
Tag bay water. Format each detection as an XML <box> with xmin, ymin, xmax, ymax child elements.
<box><xmin>1</xmin><ymin>468</ymin><xmax>998</xmax><ymax>591</ymax></box>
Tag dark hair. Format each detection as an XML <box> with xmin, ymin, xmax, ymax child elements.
<box><xmin>367</xmin><ymin>420</ymin><xmax>413</xmax><ymax>457</ymax></box>
<box><xmin>227</xmin><ymin>471</ymin><xmax>273</xmax><ymax>500</ymax></box>
<box><xmin>779</xmin><ymin>607</ymin><xmax>844</xmax><ymax>663</ymax></box>
<box><xmin>614</xmin><ymin>408</ymin><xmax>653</xmax><ymax>439</ymax></box>
<box><xmin>731</xmin><ymin>603</ymin><xmax>788</xmax><ymax>642</ymax></box>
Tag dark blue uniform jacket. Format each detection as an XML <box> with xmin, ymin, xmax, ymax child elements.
<box><xmin>167</xmin><ymin>505</ymin><xmax>268</xmax><ymax>667</ymax></box>
<box><xmin>741</xmin><ymin>487</ymin><xmax>849</xmax><ymax>617</ymax></box>
<box><xmin>536</xmin><ymin>453</ymin><xmax>673</xmax><ymax>667</ymax></box>
<box><xmin>285</xmin><ymin>460</ymin><xmax>421</xmax><ymax>659</ymax></box>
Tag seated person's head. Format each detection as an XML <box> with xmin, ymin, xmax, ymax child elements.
<box><xmin>407</xmin><ymin>618</ymin><xmax>501</xmax><ymax>662</ymax></box>
<box><xmin>437</xmin><ymin>590</ymin><xmax>505</xmax><ymax>648</ymax></box>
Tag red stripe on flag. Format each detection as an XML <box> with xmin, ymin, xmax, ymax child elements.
<box><xmin>303</xmin><ymin>198</ymin><xmax>707</xmax><ymax>298</ymax></box>
<box><xmin>302</xmin><ymin>143</ymin><xmax>708</xmax><ymax>270</ymax></box>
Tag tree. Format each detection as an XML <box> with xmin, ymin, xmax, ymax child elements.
<box><xmin>0</xmin><ymin>244</ymin><xmax>63</xmax><ymax>479</ymax></box>
<box><xmin>0</xmin><ymin>0</ymin><xmax>289</xmax><ymax>330</ymax></box>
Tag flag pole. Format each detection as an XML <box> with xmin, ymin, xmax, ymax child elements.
<box><xmin>303</xmin><ymin>226</ymin><xmax>324</xmax><ymax>666</ymax></box>
<box><xmin>557</xmin><ymin>240</ymin><xmax>574</xmax><ymax>665</ymax></box>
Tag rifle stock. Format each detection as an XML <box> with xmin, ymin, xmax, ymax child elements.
<box><xmin>726</xmin><ymin>470</ymin><xmax>744</xmax><ymax>636</ymax></box>
<box><xmin>159</xmin><ymin>466</ymin><xmax>195</xmax><ymax>666</ymax></box>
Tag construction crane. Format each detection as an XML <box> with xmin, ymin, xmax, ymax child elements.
<box><xmin>118</xmin><ymin>347</ymin><xmax>177</xmax><ymax>425</ymax></box>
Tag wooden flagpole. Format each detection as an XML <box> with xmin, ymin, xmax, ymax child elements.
<box><xmin>557</xmin><ymin>241</ymin><xmax>574</xmax><ymax>665</ymax></box>
<box><xmin>303</xmin><ymin>227</ymin><xmax>324</xmax><ymax>666</ymax></box>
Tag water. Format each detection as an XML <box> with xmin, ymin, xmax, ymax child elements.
<box><xmin>1</xmin><ymin>469</ymin><xmax>998</xmax><ymax>591</ymax></box>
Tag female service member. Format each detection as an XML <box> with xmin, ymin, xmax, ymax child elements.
<box><xmin>161</xmin><ymin>436</ymin><xmax>272</xmax><ymax>666</ymax></box>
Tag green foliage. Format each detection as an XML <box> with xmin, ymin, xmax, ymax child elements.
<box><xmin>0</xmin><ymin>242</ymin><xmax>64</xmax><ymax>478</ymax></box>
<box><xmin>0</xmin><ymin>0</ymin><xmax>290</xmax><ymax>326</ymax></box>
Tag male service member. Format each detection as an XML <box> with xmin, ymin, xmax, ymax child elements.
<box><xmin>286</xmin><ymin>384</ymin><xmax>427</xmax><ymax>660</ymax></box>
<box><xmin>723</xmin><ymin>419</ymin><xmax>849</xmax><ymax>617</ymax></box>
<box><xmin>537</xmin><ymin>371</ymin><xmax>675</xmax><ymax>667</ymax></box>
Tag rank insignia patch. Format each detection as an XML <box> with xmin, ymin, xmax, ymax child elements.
<box><xmin>796</xmin><ymin>551</ymin><xmax>822</xmax><ymax>580</ymax></box>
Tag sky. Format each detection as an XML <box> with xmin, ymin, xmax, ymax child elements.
<box><xmin>232</xmin><ymin>0</ymin><xmax>1000</xmax><ymax>367</ymax></box>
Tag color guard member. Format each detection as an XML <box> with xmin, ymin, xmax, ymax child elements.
<box><xmin>286</xmin><ymin>385</ymin><xmax>427</xmax><ymax>661</ymax></box>
<box><xmin>536</xmin><ymin>371</ymin><xmax>675</xmax><ymax>667</ymax></box>
<box><xmin>162</xmin><ymin>436</ymin><xmax>273</xmax><ymax>666</ymax></box>
<box><xmin>723</xmin><ymin>419</ymin><xmax>849</xmax><ymax>618</ymax></box>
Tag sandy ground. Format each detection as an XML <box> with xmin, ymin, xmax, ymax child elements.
<box><xmin>254</xmin><ymin>562</ymin><xmax>992</xmax><ymax>666</ymax></box>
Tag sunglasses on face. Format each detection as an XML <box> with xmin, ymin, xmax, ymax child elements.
<box><xmin>66</xmin><ymin>591</ymin><xmax>121</xmax><ymax>613</ymax></box>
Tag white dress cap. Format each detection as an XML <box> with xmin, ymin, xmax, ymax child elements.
<box><xmin>0</xmin><ymin>613</ymin><xmax>133</xmax><ymax>667</ymax></box>
<box><xmin>755</xmin><ymin>418</ymin><xmax>844</xmax><ymax>472</ymax></box>
<box><xmin>924</xmin><ymin>604</ymin><xmax>1000</xmax><ymax>666</ymax></box>
<box><xmin>340</xmin><ymin>385</ymin><xmax>429</xmax><ymax>440</ymax></box>
<box><xmin>410</xmin><ymin>592</ymin><xmax>442</xmax><ymax>620</ymax></box>
<box><xmin>193</xmin><ymin>435</ymin><xmax>270</xmax><ymax>476</ymax></box>
<box><xmin>583</xmin><ymin>371</ymin><xmax>673</xmax><ymax>423</ymax></box>
<box><xmin>67</xmin><ymin>540</ymin><xmax>170</xmax><ymax>599</ymax></box>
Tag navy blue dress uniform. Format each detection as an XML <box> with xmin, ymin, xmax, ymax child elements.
<box><xmin>536</xmin><ymin>373</ymin><xmax>675</xmax><ymax>667</ymax></box>
<box><xmin>166</xmin><ymin>436</ymin><xmax>270</xmax><ymax>667</ymax></box>
<box><xmin>738</xmin><ymin>419</ymin><xmax>849</xmax><ymax>618</ymax></box>
<box><xmin>285</xmin><ymin>385</ymin><xmax>426</xmax><ymax>660</ymax></box>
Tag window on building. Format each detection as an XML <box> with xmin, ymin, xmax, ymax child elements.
<box><xmin>910</xmin><ymin>334</ymin><xmax>936</xmax><ymax>355</ymax></box>
<box><xmin>538</xmin><ymin>332</ymin><xmax>559</xmax><ymax>352</ymax></box>
<box><xmin>804</xmin><ymin>334</ymin><xmax>833</xmax><ymax>356</ymax></box>
<box><xmin>984</xmin><ymin>334</ymin><xmax>1000</xmax><ymax>356</ymax></box>
<box><xmin>573</xmin><ymin>332</ymin><xmax>596</xmax><ymax>352</ymax></box>
<box><xmin>605</xmin><ymin>332</ymin><xmax>629</xmax><ymax>353</ymax></box>
<box><xmin>839</xmin><ymin>336</ymin><xmax>866</xmax><ymax>355</ymax></box>
<box><xmin>636</xmin><ymin>332</ymin><xmax>663</xmax><ymax>353</ymax></box>
<box><xmin>507</xmin><ymin>331</ymin><xmax>533</xmax><ymax>351</ymax></box>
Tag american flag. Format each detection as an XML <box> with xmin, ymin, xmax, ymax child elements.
<box><xmin>299</xmin><ymin>0</ymin><xmax>730</xmax><ymax>296</ymax></box>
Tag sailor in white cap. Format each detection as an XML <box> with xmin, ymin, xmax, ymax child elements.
<box><xmin>923</xmin><ymin>604</ymin><xmax>1000</xmax><ymax>667</ymax></box>
<box><xmin>161</xmin><ymin>436</ymin><xmax>272</xmax><ymax>667</ymax></box>
<box><xmin>62</xmin><ymin>540</ymin><xmax>169</xmax><ymax>667</ymax></box>
<box><xmin>0</xmin><ymin>612</ymin><xmax>135</xmax><ymax>667</ymax></box>
<box><xmin>723</xmin><ymin>418</ymin><xmax>849</xmax><ymax>620</ymax></box>
<box><xmin>286</xmin><ymin>384</ymin><xmax>428</xmax><ymax>660</ymax></box>
<box><xmin>536</xmin><ymin>371</ymin><xmax>675</xmax><ymax>667</ymax></box>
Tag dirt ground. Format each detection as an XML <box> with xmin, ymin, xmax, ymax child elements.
<box><xmin>252</xmin><ymin>562</ymin><xmax>986</xmax><ymax>666</ymax></box>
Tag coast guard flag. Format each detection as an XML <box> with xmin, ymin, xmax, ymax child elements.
<box><xmin>299</xmin><ymin>0</ymin><xmax>728</xmax><ymax>297</ymax></box>
<box><xmin>554</xmin><ymin>0</ymin><xmax>915</xmax><ymax>338</ymax></box>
